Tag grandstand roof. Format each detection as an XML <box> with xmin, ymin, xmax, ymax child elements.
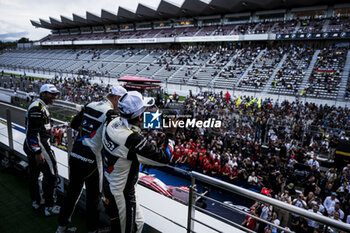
<box><xmin>101</xmin><ymin>9</ymin><xmax>124</xmax><ymax>23</ymax></box>
<box><xmin>31</xmin><ymin>0</ymin><xmax>348</xmax><ymax>30</ymax></box>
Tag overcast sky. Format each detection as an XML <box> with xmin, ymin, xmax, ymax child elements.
<box><xmin>0</xmin><ymin>0</ymin><xmax>192</xmax><ymax>41</ymax></box>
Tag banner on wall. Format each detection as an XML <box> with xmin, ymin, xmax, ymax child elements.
<box><xmin>276</xmin><ymin>31</ymin><xmax>350</xmax><ymax>40</ymax></box>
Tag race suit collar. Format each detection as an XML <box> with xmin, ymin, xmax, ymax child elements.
<box><xmin>37</xmin><ymin>98</ymin><xmax>47</xmax><ymax>108</ymax></box>
<box><xmin>130</xmin><ymin>124</ymin><xmax>141</xmax><ymax>133</ymax></box>
<box><xmin>105</xmin><ymin>98</ymin><xmax>114</xmax><ymax>109</ymax></box>
<box><xmin>120</xmin><ymin>118</ymin><xmax>141</xmax><ymax>133</ymax></box>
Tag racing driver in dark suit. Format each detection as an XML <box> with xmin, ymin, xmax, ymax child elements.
<box><xmin>23</xmin><ymin>83</ymin><xmax>60</xmax><ymax>216</ymax></box>
<box><xmin>56</xmin><ymin>86</ymin><xmax>127</xmax><ymax>233</ymax></box>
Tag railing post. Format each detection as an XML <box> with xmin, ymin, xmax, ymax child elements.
<box><xmin>6</xmin><ymin>108</ymin><xmax>14</xmax><ymax>150</ymax></box>
<box><xmin>67</xmin><ymin>127</ymin><xmax>73</xmax><ymax>178</ymax></box>
<box><xmin>2</xmin><ymin>108</ymin><xmax>15</xmax><ymax>168</ymax></box>
<box><xmin>187</xmin><ymin>176</ymin><xmax>196</xmax><ymax>233</ymax></box>
<box><xmin>67</xmin><ymin>127</ymin><xmax>73</xmax><ymax>155</ymax></box>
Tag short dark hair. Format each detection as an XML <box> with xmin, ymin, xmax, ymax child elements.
<box><xmin>127</xmin><ymin>116</ymin><xmax>141</xmax><ymax>125</ymax></box>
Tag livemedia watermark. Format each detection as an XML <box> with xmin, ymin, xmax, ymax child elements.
<box><xmin>143</xmin><ymin>110</ymin><xmax>222</xmax><ymax>129</ymax></box>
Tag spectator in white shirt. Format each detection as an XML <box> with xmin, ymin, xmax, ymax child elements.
<box><xmin>307</xmin><ymin>156</ymin><xmax>319</xmax><ymax>170</ymax></box>
<box><xmin>292</xmin><ymin>194</ymin><xmax>307</xmax><ymax>209</ymax></box>
<box><xmin>229</xmin><ymin>158</ymin><xmax>238</xmax><ymax>168</ymax></box>
<box><xmin>327</xmin><ymin>212</ymin><xmax>342</xmax><ymax>233</ymax></box>
<box><xmin>307</xmin><ymin>204</ymin><xmax>323</xmax><ymax>230</ymax></box>
<box><xmin>270</xmin><ymin>133</ymin><xmax>278</xmax><ymax>143</ymax></box>
<box><xmin>327</xmin><ymin>202</ymin><xmax>344</xmax><ymax>220</ymax></box>
<box><xmin>260</xmin><ymin>204</ymin><xmax>272</xmax><ymax>221</ymax></box>
<box><xmin>313</xmin><ymin>198</ymin><xmax>325</xmax><ymax>214</ymax></box>
<box><xmin>342</xmin><ymin>163</ymin><xmax>350</xmax><ymax>173</ymax></box>
<box><xmin>336</xmin><ymin>181</ymin><xmax>350</xmax><ymax>193</ymax></box>
<box><xmin>326</xmin><ymin>167</ymin><xmax>338</xmax><ymax>183</ymax></box>
<box><xmin>280</xmin><ymin>190</ymin><xmax>292</xmax><ymax>204</ymax></box>
<box><xmin>255</xmin><ymin>202</ymin><xmax>272</xmax><ymax>233</ymax></box>
<box><xmin>248</xmin><ymin>171</ymin><xmax>258</xmax><ymax>185</ymax></box>
<box><xmin>323</xmin><ymin>192</ymin><xmax>340</xmax><ymax>213</ymax></box>
<box><xmin>269</xmin><ymin>212</ymin><xmax>280</xmax><ymax>233</ymax></box>
<box><xmin>287</xmin><ymin>155</ymin><xmax>297</xmax><ymax>168</ymax></box>
<box><xmin>291</xmin><ymin>193</ymin><xmax>307</xmax><ymax>218</ymax></box>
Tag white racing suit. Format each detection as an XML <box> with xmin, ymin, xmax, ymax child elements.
<box><xmin>102</xmin><ymin>117</ymin><xmax>174</xmax><ymax>233</ymax></box>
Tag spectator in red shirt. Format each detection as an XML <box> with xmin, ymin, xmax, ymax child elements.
<box><xmin>176</xmin><ymin>140</ymin><xmax>184</xmax><ymax>151</ymax></box>
<box><xmin>200</xmin><ymin>145</ymin><xmax>206</xmax><ymax>156</ymax></box>
<box><xmin>180</xmin><ymin>150</ymin><xmax>189</xmax><ymax>164</ymax></box>
<box><xmin>211</xmin><ymin>162</ymin><xmax>221</xmax><ymax>176</ymax></box>
<box><xmin>206</xmin><ymin>151</ymin><xmax>213</xmax><ymax>163</ymax></box>
<box><xmin>212</xmin><ymin>151</ymin><xmax>221</xmax><ymax>165</ymax></box>
<box><xmin>241</xmin><ymin>206</ymin><xmax>258</xmax><ymax>231</ymax></box>
<box><xmin>197</xmin><ymin>152</ymin><xmax>203</xmax><ymax>168</ymax></box>
<box><xmin>203</xmin><ymin>160</ymin><xmax>212</xmax><ymax>175</ymax></box>
<box><xmin>187</xmin><ymin>138</ymin><xmax>196</xmax><ymax>150</ymax></box>
<box><xmin>221</xmin><ymin>163</ymin><xmax>232</xmax><ymax>177</ymax></box>
<box><xmin>199</xmin><ymin>154</ymin><xmax>206</xmax><ymax>169</ymax></box>
<box><xmin>195</xmin><ymin>139</ymin><xmax>201</xmax><ymax>149</ymax></box>
<box><xmin>230</xmin><ymin>165</ymin><xmax>239</xmax><ymax>180</ymax></box>
<box><xmin>171</xmin><ymin>148</ymin><xmax>183</xmax><ymax>164</ymax></box>
<box><xmin>188</xmin><ymin>151</ymin><xmax>197</xmax><ymax>167</ymax></box>
<box><xmin>185</xmin><ymin>146</ymin><xmax>193</xmax><ymax>158</ymax></box>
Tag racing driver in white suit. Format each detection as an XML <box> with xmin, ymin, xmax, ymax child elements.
<box><xmin>102</xmin><ymin>91</ymin><xmax>176</xmax><ymax>233</ymax></box>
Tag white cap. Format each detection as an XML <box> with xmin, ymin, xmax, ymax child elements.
<box><xmin>40</xmin><ymin>84</ymin><xmax>59</xmax><ymax>94</ymax></box>
<box><xmin>110</xmin><ymin>85</ymin><xmax>127</xmax><ymax>96</ymax></box>
<box><xmin>118</xmin><ymin>91</ymin><xmax>155</xmax><ymax>119</ymax></box>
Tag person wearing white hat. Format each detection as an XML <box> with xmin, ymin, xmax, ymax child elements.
<box><xmin>102</xmin><ymin>91</ymin><xmax>176</xmax><ymax>233</ymax></box>
<box><xmin>56</xmin><ymin>85</ymin><xmax>126</xmax><ymax>233</ymax></box>
<box><xmin>23</xmin><ymin>84</ymin><xmax>60</xmax><ymax>216</ymax></box>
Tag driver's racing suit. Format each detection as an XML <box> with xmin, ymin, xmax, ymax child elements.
<box><xmin>102</xmin><ymin>117</ymin><xmax>174</xmax><ymax>233</ymax></box>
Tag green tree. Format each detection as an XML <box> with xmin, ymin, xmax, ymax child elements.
<box><xmin>17</xmin><ymin>37</ymin><xmax>30</xmax><ymax>43</ymax></box>
<box><xmin>0</xmin><ymin>41</ymin><xmax>16</xmax><ymax>51</ymax></box>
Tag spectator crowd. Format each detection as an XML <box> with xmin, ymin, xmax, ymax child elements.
<box><xmin>1</xmin><ymin>42</ymin><xmax>350</xmax><ymax>231</ymax></box>
<box><xmin>141</xmin><ymin>92</ymin><xmax>350</xmax><ymax>232</ymax></box>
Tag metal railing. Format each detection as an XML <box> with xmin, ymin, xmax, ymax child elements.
<box><xmin>0</xmin><ymin>87</ymin><xmax>80</xmax><ymax>111</ymax></box>
<box><xmin>146</xmin><ymin>165</ymin><xmax>350</xmax><ymax>232</ymax></box>
<box><xmin>186</xmin><ymin>171</ymin><xmax>350</xmax><ymax>233</ymax></box>
<box><xmin>2</xmin><ymin>107</ymin><xmax>350</xmax><ymax>233</ymax></box>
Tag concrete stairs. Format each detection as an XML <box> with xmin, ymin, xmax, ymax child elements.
<box><xmin>235</xmin><ymin>49</ymin><xmax>266</xmax><ymax>87</ymax></box>
<box><xmin>209</xmin><ymin>50</ymin><xmax>238</xmax><ymax>86</ymax></box>
<box><xmin>262</xmin><ymin>53</ymin><xmax>288</xmax><ymax>92</ymax></box>
<box><xmin>293</xmin><ymin>22</ymin><xmax>301</xmax><ymax>33</ymax></box>
<box><xmin>297</xmin><ymin>50</ymin><xmax>321</xmax><ymax>94</ymax></box>
<box><xmin>322</xmin><ymin>19</ymin><xmax>330</xmax><ymax>32</ymax></box>
<box><xmin>337</xmin><ymin>50</ymin><xmax>350</xmax><ymax>101</ymax></box>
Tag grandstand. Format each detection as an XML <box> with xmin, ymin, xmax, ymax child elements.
<box><xmin>0</xmin><ymin>1</ymin><xmax>349</xmax><ymax>102</ymax></box>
